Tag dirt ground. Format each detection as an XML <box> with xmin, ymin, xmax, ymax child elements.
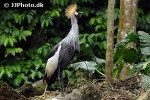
<box><xmin>0</xmin><ymin>75</ymin><xmax>149</xmax><ymax>100</ymax></box>
<box><xmin>29</xmin><ymin>75</ymin><xmax>149</xmax><ymax>100</ymax></box>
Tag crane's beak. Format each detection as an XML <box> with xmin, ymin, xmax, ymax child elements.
<box><xmin>78</xmin><ymin>12</ymin><xmax>83</xmax><ymax>14</ymax></box>
<box><xmin>78</xmin><ymin>11</ymin><xmax>83</xmax><ymax>18</ymax></box>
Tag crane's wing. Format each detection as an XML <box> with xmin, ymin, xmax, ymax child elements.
<box><xmin>58</xmin><ymin>42</ymin><xmax>75</xmax><ymax>70</ymax></box>
<box><xmin>46</xmin><ymin>43</ymin><xmax>60</xmax><ymax>60</ymax></box>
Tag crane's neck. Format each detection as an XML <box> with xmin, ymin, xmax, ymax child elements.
<box><xmin>71</xmin><ymin>16</ymin><xmax>77</xmax><ymax>26</ymax></box>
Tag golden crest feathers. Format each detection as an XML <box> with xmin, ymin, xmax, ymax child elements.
<box><xmin>65</xmin><ymin>4</ymin><xmax>77</xmax><ymax>19</ymax></box>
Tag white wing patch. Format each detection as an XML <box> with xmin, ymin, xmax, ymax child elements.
<box><xmin>45</xmin><ymin>43</ymin><xmax>62</xmax><ymax>79</ymax></box>
<box><xmin>45</xmin><ymin>58</ymin><xmax>58</xmax><ymax>78</ymax></box>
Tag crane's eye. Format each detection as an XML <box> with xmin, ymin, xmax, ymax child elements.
<box><xmin>75</xmin><ymin>11</ymin><xmax>78</xmax><ymax>15</ymax></box>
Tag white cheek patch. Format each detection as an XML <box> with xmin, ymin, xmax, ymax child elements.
<box><xmin>75</xmin><ymin>12</ymin><xmax>78</xmax><ymax>15</ymax></box>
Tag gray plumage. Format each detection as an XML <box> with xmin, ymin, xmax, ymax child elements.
<box><xmin>43</xmin><ymin>14</ymin><xmax>80</xmax><ymax>84</ymax></box>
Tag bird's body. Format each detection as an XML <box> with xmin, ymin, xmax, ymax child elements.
<box><xmin>43</xmin><ymin>16</ymin><xmax>79</xmax><ymax>84</ymax></box>
<box><xmin>44</xmin><ymin>43</ymin><xmax>62</xmax><ymax>82</ymax></box>
<box><xmin>43</xmin><ymin>4</ymin><xmax>80</xmax><ymax>96</ymax></box>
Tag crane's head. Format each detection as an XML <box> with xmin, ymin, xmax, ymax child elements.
<box><xmin>65</xmin><ymin>4</ymin><xmax>79</xmax><ymax>19</ymax></box>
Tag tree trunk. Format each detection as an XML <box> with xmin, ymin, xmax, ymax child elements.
<box><xmin>117</xmin><ymin>0</ymin><xmax>138</xmax><ymax>80</ymax></box>
<box><xmin>105</xmin><ymin>0</ymin><xmax>115</xmax><ymax>87</ymax></box>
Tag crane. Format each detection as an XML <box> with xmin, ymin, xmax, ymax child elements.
<box><xmin>43</xmin><ymin>4</ymin><xmax>80</xmax><ymax>96</ymax></box>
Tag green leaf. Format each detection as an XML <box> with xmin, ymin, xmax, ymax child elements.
<box><xmin>55</xmin><ymin>10</ymin><xmax>60</xmax><ymax>17</ymax></box>
<box><xmin>60</xmin><ymin>0</ymin><xmax>64</xmax><ymax>6</ymax></box>
<box><xmin>138</xmin><ymin>31</ymin><xmax>150</xmax><ymax>55</ymax></box>
<box><xmin>22</xmin><ymin>69</ymin><xmax>29</xmax><ymax>74</ymax></box>
<box><xmin>19</xmin><ymin>33</ymin><xmax>26</xmax><ymax>41</ymax></box>
<box><xmin>0</xmin><ymin>34</ymin><xmax>6</xmax><ymax>45</ymax></box>
<box><xmin>95</xmin><ymin>57</ymin><xmax>105</xmax><ymax>64</ymax></box>
<box><xmin>65</xmin><ymin>70</ymin><xmax>71</xmax><ymax>78</ymax></box>
<box><xmin>45</xmin><ymin>20</ymin><xmax>49</xmax><ymax>27</ymax></box>
<box><xmin>5</xmin><ymin>48</ymin><xmax>15</xmax><ymax>57</ymax></box>
<box><xmin>70</xmin><ymin>61</ymin><xmax>97</xmax><ymax>73</ymax></box>
<box><xmin>41</xmin><ymin>20</ymin><xmax>45</xmax><ymax>28</ymax></box>
<box><xmin>7</xmin><ymin>21</ymin><xmax>12</xmax><ymax>28</ymax></box>
<box><xmin>89</xmin><ymin>18</ymin><xmax>96</xmax><ymax>25</ymax></box>
<box><xmin>12</xmin><ymin>29</ymin><xmax>19</xmax><ymax>36</ymax></box>
<box><xmin>48</xmin><ymin>19</ymin><xmax>53</xmax><ymax>25</ymax></box>
<box><xmin>132</xmin><ymin>62</ymin><xmax>150</xmax><ymax>75</ymax></box>
<box><xmin>62</xmin><ymin>71</ymin><xmax>66</xmax><ymax>78</ymax></box>
<box><xmin>0</xmin><ymin>30</ymin><xmax>3</xmax><ymax>34</ymax></box>
<box><xmin>141</xmin><ymin>75</ymin><xmax>150</xmax><ymax>90</ymax></box>
<box><xmin>96</xmin><ymin>17</ymin><xmax>102</xmax><ymax>24</ymax></box>
<box><xmin>4</xmin><ymin>38</ymin><xmax>9</xmax><ymax>46</ymax></box>
<box><xmin>51</xmin><ymin>10</ymin><xmax>60</xmax><ymax>17</ymax></box>
<box><xmin>13</xmin><ymin>66</ymin><xmax>21</xmax><ymax>73</ymax></box>
<box><xmin>20</xmin><ymin>14</ymin><xmax>25</xmax><ymax>20</ymax></box>
<box><xmin>84</xmin><ymin>11</ymin><xmax>89</xmax><ymax>17</ymax></box>
<box><xmin>88</xmin><ymin>35</ymin><xmax>94</xmax><ymax>44</ymax></box>
<box><xmin>13</xmin><ymin>13</ymin><xmax>19</xmax><ymax>23</ymax></box>
<box><xmin>30</xmin><ymin>70</ymin><xmax>36</xmax><ymax>79</ymax></box>
<box><xmin>36</xmin><ymin>71</ymin><xmax>43</xmax><ymax>78</ymax></box>
<box><xmin>6</xmin><ymin>70</ymin><xmax>13</xmax><ymax>78</ymax></box>
<box><xmin>37</xmin><ymin>48</ymin><xmax>42</xmax><ymax>54</ymax></box>
<box><xmin>5</xmin><ymin>48</ymin><xmax>23</xmax><ymax>57</ymax></box>
<box><xmin>26</xmin><ymin>14</ymin><xmax>33</xmax><ymax>23</ymax></box>
<box><xmin>18</xmin><ymin>15</ymin><xmax>22</xmax><ymax>24</ymax></box>
<box><xmin>21</xmin><ymin>74</ymin><xmax>28</xmax><ymax>81</ymax></box>
<box><xmin>51</xmin><ymin>10</ymin><xmax>56</xmax><ymax>17</ymax></box>
<box><xmin>35</xmin><ymin>59</ymin><xmax>42</xmax><ymax>70</ymax></box>
<box><xmin>142</xmin><ymin>62</ymin><xmax>150</xmax><ymax>70</ymax></box>
<box><xmin>0</xmin><ymin>68</ymin><xmax>5</xmax><ymax>79</ymax></box>
<box><xmin>114</xmin><ymin>63</ymin><xmax>123</xmax><ymax>79</ymax></box>
<box><xmin>14</xmin><ymin>74</ymin><xmax>22</xmax><ymax>86</ymax></box>
<box><xmin>95</xmin><ymin>25</ymin><xmax>101</xmax><ymax>31</ymax></box>
<box><xmin>22</xmin><ymin>30</ymin><xmax>32</xmax><ymax>37</ymax></box>
<box><xmin>100</xmin><ymin>41</ymin><xmax>106</xmax><ymax>49</ymax></box>
<box><xmin>15</xmin><ymin>48</ymin><xmax>23</xmax><ymax>53</ymax></box>
<box><xmin>123</xmin><ymin>48</ymin><xmax>137</xmax><ymax>64</ymax></box>
<box><xmin>114</xmin><ymin>32</ymin><xmax>137</xmax><ymax>64</ymax></box>
<box><xmin>8</xmin><ymin>38</ymin><xmax>14</xmax><ymax>47</ymax></box>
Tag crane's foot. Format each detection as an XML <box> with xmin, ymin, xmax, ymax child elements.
<box><xmin>60</xmin><ymin>90</ymin><xmax>65</xmax><ymax>97</ymax></box>
<box><xmin>43</xmin><ymin>84</ymin><xmax>48</xmax><ymax>99</ymax></box>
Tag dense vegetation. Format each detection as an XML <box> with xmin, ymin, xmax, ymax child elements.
<box><xmin>0</xmin><ymin>0</ymin><xmax>150</xmax><ymax>89</ymax></box>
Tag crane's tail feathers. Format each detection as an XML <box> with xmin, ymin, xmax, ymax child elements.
<box><xmin>43</xmin><ymin>74</ymin><xmax>47</xmax><ymax>83</ymax></box>
<box><xmin>43</xmin><ymin>70</ymin><xmax>59</xmax><ymax>85</ymax></box>
<box><xmin>65</xmin><ymin>4</ymin><xmax>77</xmax><ymax>19</ymax></box>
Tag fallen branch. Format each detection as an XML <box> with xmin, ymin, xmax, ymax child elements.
<box><xmin>0</xmin><ymin>82</ymin><xmax>28</xmax><ymax>100</ymax></box>
<box><xmin>16</xmin><ymin>79</ymin><xmax>47</xmax><ymax>97</ymax></box>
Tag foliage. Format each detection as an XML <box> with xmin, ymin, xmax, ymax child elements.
<box><xmin>0</xmin><ymin>1</ymin><xmax>109</xmax><ymax>88</ymax></box>
<box><xmin>137</xmin><ymin>9</ymin><xmax>150</xmax><ymax>33</ymax></box>
<box><xmin>131</xmin><ymin>31</ymin><xmax>150</xmax><ymax>75</ymax></box>
<box><xmin>114</xmin><ymin>32</ymin><xmax>137</xmax><ymax>64</ymax></box>
<box><xmin>114</xmin><ymin>32</ymin><xmax>137</xmax><ymax>78</ymax></box>
<box><xmin>70</xmin><ymin>61</ymin><xmax>97</xmax><ymax>73</ymax></box>
<box><xmin>141</xmin><ymin>75</ymin><xmax>150</xmax><ymax>91</ymax></box>
<box><xmin>114</xmin><ymin>31</ymin><xmax>150</xmax><ymax>79</ymax></box>
<box><xmin>0</xmin><ymin>58</ymin><xmax>44</xmax><ymax>87</ymax></box>
<box><xmin>0</xmin><ymin>0</ymin><xmax>150</xmax><ymax>88</ymax></box>
<box><xmin>131</xmin><ymin>62</ymin><xmax>150</xmax><ymax>75</ymax></box>
<box><xmin>138</xmin><ymin>31</ymin><xmax>150</xmax><ymax>56</ymax></box>
<box><xmin>70</xmin><ymin>57</ymin><xmax>105</xmax><ymax>77</ymax></box>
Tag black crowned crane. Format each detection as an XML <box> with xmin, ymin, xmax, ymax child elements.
<box><xmin>43</xmin><ymin>4</ymin><xmax>80</xmax><ymax>96</ymax></box>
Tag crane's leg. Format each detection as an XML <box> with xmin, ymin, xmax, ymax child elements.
<box><xmin>43</xmin><ymin>84</ymin><xmax>48</xmax><ymax>99</ymax></box>
<box><xmin>58</xmin><ymin>66</ymin><xmax>65</xmax><ymax>97</ymax></box>
<box><xmin>60</xmin><ymin>73</ymin><xmax>65</xmax><ymax>96</ymax></box>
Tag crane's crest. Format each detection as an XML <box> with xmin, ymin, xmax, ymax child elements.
<box><xmin>65</xmin><ymin>4</ymin><xmax>77</xmax><ymax>19</ymax></box>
